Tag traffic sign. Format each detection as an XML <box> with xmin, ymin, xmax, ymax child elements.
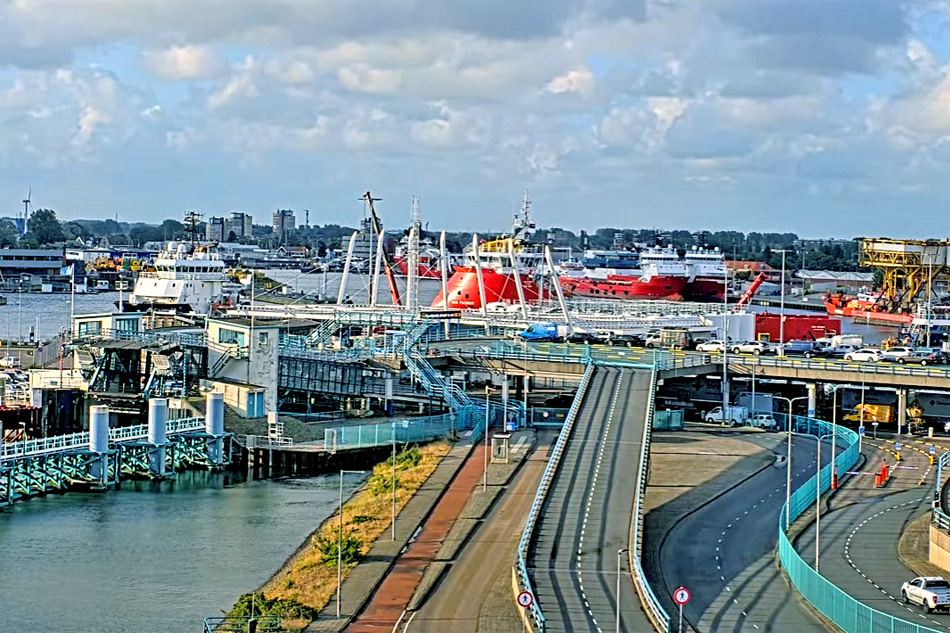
<box><xmin>673</xmin><ymin>586</ymin><xmax>691</xmax><ymax>606</ymax></box>
<box><xmin>896</xmin><ymin>442</ymin><xmax>902</xmax><ymax>451</ymax></box>
<box><xmin>517</xmin><ymin>591</ymin><xmax>534</xmax><ymax>608</ymax></box>
<box><xmin>859</xmin><ymin>427</ymin><xmax>866</xmax><ymax>436</ymax></box>
<box><xmin>931</xmin><ymin>446</ymin><xmax>937</xmax><ymax>454</ymax></box>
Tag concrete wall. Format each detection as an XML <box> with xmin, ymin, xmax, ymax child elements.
<box><xmin>215</xmin><ymin>326</ymin><xmax>279</xmax><ymax>413</ymax></box>
<box><xmin>931</xmin><ymin>525</ymin><xmax>950</xmax><ymax>571</ymax></box>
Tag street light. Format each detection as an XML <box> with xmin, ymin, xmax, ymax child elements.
<box><xmin>774</xmin><ymin>395</ymin><xmax>808</xmax><ymax>530</ymax></box>
<box><xmin>391</xmin><ymin>421</ymin><xmax>397</xmax><ymax>541</ymax></box>
<box><xmin>616</xmin><ymin>548</ymin><xmax>629</xmax><ymax>633</ymax></box>
<box><xmin>814</xmin><ymin>432</ymin><xmax>835</xmax><ymax>571</ymax></box>
<box><xmin>775</xmin><ymin>249</ymin><xmax>789</xmax><ymax>356</ymax></box>
<box><xmin>337</xmin><ymin>469</ymin><xmax>369</xmax><ymax>618</ymax></box>
<box><xmin>722</xmin><ymin>263</ymin><xmax>729</xmax><ymax>423</ymax></box>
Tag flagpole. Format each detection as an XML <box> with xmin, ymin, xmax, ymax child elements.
<box><xmin>70</xmin><ymin>265</ymin><xmax>76</xmax><ymax>331</ymax></box>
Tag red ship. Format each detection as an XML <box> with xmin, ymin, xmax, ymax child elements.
<box><xmin>559</xmin><ymin>246</ymin><xmax>690</xmax><ymax>301</ymax></box>
<box><xmin>824</xmin><ymin>293</ymin><xmax>913</xmax><ymax>326</ymax></box>
<box><xmin>432</xmin><ymin>192</ymin><xmax>557</xmax><ymax>310</ymax></box>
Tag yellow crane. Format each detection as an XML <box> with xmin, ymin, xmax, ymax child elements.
<box><xmin>859</xmin><ymin>238</ymin><xmax>950</xmax><ymax>310</ymax></box>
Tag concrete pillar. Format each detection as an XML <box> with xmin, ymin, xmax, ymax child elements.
<box><xmin>205</xmin><ymin>392</ymin><xmax>225</xmax><ymax>467</ymax></box>
<box><xmin>807</xmin><ymin>383</ymin><xmax>817</xmax><ymax>418</ymax></box>
<box><xmin>89</xmin><ymin>405</ymin><xmax>109</xmax><ymax>484</ymax></box>
<box><xmin>898</xmin><ymin>388</ymin><xmax>907</xmax><ymax>436</ymax></box>
<box><xmin>147</xmin><ymin>398</ymin><xmax>168</xmax><ymax>477</ymax></box>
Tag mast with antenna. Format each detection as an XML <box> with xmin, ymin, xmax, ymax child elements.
<box><xmin>20</xmin><ymin>187</ymin><xmax>32</xmax><ymax>236</ymax></box>
<box><xmin>407</xmin><ymin>196</ymin><xmax>421</xmax><ymax>313</ymax></box>
<box><xmin>184</xmin><ymin>210</ymin><xmax>202</xmax><ymax>247</ymax></box>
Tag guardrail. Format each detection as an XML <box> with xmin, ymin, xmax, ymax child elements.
<box><xmin>202</xmin><ymin>615</ymin><xmax>281</xmax><ymax>633</ymax></box>
<box><xmin>777</xmin><ymin>415</ymin><xmax>948</xmax><ymax>633</ymax></box>
<box><xmin>933</xmin><ymin>451</ymin><xmax>950</xmax><ymax>529</ymax></box>
<box><xmin>631</xmin><ymin>366</ymin><xmax>672</xmax><ymax>632</ymax></box>
<box><xmin>730</xmin><ymin>354</ymin><xmax>950</xmax><ymax>380</ymax></box>
<box><xmin>0</xmin><ymin>416</ymin><xmax>206</xmax><ymax>462</ymax></box>
<box><xmin>516</xmin><ymin>362</ymin><xmax>595</xmax><ymax>632</ymax></box>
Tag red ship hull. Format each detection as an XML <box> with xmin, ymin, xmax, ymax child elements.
<box><xmin>432</xmin><ymin>266</ymin><xmax>554</xmax><ymax>309</ymax></box>
<box><xmin>683</xmin><ymin>278</ymin><xmax>725</xmax><ymax>302</ymax></box>
<box><xmin>559</xmin><ymin>274</ymin><xmax>688</xmax><ymax>301</ymax></box>
<box><xmin>824</xmin><ymin>295</ymin><xmax>913</xmax><ymax>326</ymax></box>
<box><xmin>394</xmin><ymin>257</ymin><xmax>442</xmax><ymax>279</ymax></box>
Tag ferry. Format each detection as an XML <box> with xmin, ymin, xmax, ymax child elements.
<box><xmin>123</xmin><ymin>241</ymin><xmax>240</xmax><ymax>314</ymax></box>
<box><xmin>559</xmin><ymin>246</ymin><xmax>690</xmax><ymax>300</ymax></box>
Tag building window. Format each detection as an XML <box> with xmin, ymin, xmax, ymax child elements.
<box><xmin>78</xmin><ymin>321</ymin><xmax>102</xmax><ymax>337</ymax></box>
<box><xmin>218</xmin><ymin>328</ymin><xmax>246</xmax><ymax>346</ymax></box>
<box><xmin>114</xmin><ymin>318</ymin><xmax>138</xmax><ymax>332</ymax></box>
<box><xmin>259</xmin><ymin>332</ymin><xmax>269</xmax><ymax>345</ymax></box>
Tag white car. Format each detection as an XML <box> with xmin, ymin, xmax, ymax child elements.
<box><xmin>749</xmin><ymin>413</ymin><xmax>778</xmax><ymax>430</ymax></box>
<box><xmin>901</xmin><ymin>576</ymin><xmax>950</xmax><ymax>613</ymax></box>
<box><xmin>844</xmin><ymin>348</ymin><xmax>883</xmax><ymax>362</ymax></box>
<box><xmin>696</xmin><ymin>340</ymin><xmax>726</xmax><ymax>353</ymax></box>
<box><xmin>880</xmin><ymin>346</ymin><xmax>914</xmax><ymax>362</ymax></box>
<box><xmin>731</xmin><ymin>341</ymin><xmax>770</xmax><ymax>355</ymax></box>
<box><xmin>0</xmin><ymin>356</ymin><xmax>20</xmax><ymax>369</ymax></box>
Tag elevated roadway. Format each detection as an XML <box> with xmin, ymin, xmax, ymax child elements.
<box><xmin>529</xmin><ymin>366</ymin><xmax>654</xmax><ymax>632</ymax></box>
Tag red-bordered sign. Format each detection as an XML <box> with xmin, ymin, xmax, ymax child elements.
<box><xmin>517</xmin><ymin>591</ymin><xmax>534</xmax><ymax>608</ymax></box>
<box><xmin>673</xmin><ymin>586</ymin><xmax>691</xmax><ymax>606</ymax></box>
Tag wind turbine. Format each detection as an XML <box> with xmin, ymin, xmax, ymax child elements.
<box><xmin>20</xmin><ymin>187</ymin><xmax>32</xmax><ymax>236</ymax></box>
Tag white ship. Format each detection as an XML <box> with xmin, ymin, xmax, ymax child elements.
<box><xmin>126</xmin><ymin>242</ymin><xmax>238</xmax><ymax>314</ymax></box>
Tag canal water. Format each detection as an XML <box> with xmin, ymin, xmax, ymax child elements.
<box><xmin>0</xmin><ymin>471</ymin><xmax>366</xmax><ymax>633</ymax></box>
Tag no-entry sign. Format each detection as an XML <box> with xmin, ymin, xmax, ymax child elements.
<box><xmin>673</xmin><ymin>586</ymin><xmax>691</xmax><ymax>606</ymax></box>
<box><xmin>517</xmin><ymin>591</ymin><xmax>534</xmax><ymax>608</ymax></box>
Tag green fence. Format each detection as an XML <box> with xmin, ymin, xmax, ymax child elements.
<box><xmin>778</xmin><ymin>416</ymin><xmax>944</xmax><ymax>633</ymax></box>
<box><xmin>653</xmin><ymin>409</ymin><xmax>685</xmax><ymax>431</ymax></box>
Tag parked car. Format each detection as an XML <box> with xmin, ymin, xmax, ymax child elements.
<box><xmin>730</xmin><ymin>340</ymin><xmax>771</xmax><ymax>355</ymax></box>
<box><xmin>749</xmin><ymin>413</ymin><xmax>779</xmax><ymax>430</ymax></box>
<box><xmin>899</xmin><ymin>349</ymin><xmax>940</xmax><ymax>365</ymax></box>
<box><xmin>845</xmin><ymin>347</ymin><xmax>884</xmax><ymax>362</ymax></box>
<box><xmin>0</xmin><ymin>356</ymin><xmax>20</xmax><ymax>369</ymax></box>
<box><xmin>901</xmin><ymin>577</ymin><xmax>950</xmax><ymax>613</ymax></box>
<box><xmin>696</xmin><ymin>340</ymin><xmax>726</xmax><ymax>353</ymax></box>
<box><xmin>817</xmin><ymin>344</ymin><xmax>858</xmax><ymax>359</ymax></box>
<box><xmin>881</xmin><ymin>346</ymin><xmax>915</xmax><ymax>362</ymax></box>
<box><xmin>566</xmin><ymin>331</ymin><xmax>606</xmax><ymax>345</ymax></box>
<box><xmin>608</xmin><ymin>333</ymin><xmax>645</xmax><ymax>347</ymax></box>
<box><xmin>780</xmin><ymin>340</ymin><xmax>821</xmax><ymax>358</ymax></box>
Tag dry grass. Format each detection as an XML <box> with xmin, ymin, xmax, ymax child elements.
<box><xmin>258</xmin><ymin>442</ymin><xmax>452</xmax><ymax>611</ymax></box>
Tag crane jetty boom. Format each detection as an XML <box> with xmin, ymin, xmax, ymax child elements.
<box><xmin>363</xmin><ymin>191</ymin><xmax>402</xmax><ymax>307</ymax></box>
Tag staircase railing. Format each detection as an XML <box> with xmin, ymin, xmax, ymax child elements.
<box><xmin>404</xmin><ymin>350</ymin><xmax>472</xmax><ymax>411</ymax></box>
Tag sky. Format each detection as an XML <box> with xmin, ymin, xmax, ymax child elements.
<box><xmin>2</xmin><ymin>0</ymin><xmax>950</xmax><ymax>237</ymax></box>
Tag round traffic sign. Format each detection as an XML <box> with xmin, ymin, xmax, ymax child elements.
<box><xmin>673</xmin><ymin>586</ymin><xmax>691</xmax><ymax>606</ymax></box>
<box><xmin>517</xmin><ymin>591</ymin><xmax>534</xmax><ymax>608</ymax></box>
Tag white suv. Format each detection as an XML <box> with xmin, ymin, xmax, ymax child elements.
<box><xmin>696</xmin><ymin>340</ymin><xmax>726</xmax><ymax>353</ymax></box>
<box><xmin>731</xmin><ymin>341</ymin><xmax>770</xmax><ymax>355</ymax></box>
<box><xmin>845</xmin><ymin>348</ymin><xmax>883</xmax><ymax>362</ymax></box>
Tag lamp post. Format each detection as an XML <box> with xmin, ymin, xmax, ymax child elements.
<box><xmin>337</xmin><ymin>469</ymin><xmax>369</xmax><ymax>618</ymax></box>
<box><xmin>617</xmin><ymin>548</ymin><xmax>629</xmax><ymax>633</ymax></box>
<box><xmin>722</xmin><ymin>261</ymin><xmax>729</xmax><ymax>422</ymax></box>
<box><xmin>775</xmin><ymin>249</ymin><xmax>789</xmax><ymax>356</ymax></box>
<box><xmin>815</xmin><ymin>432</ymin><xmax>835</xmax><ymax>571</ymax></box>
<box><xmin>774</xmin><ymin>395</ymin><xmax>808</xmax><ymax>530</ymax></box>
<box><xmin>391</xmin><ymin>421</ymin><xmax>397</xmax><ymax>541</ymax></box>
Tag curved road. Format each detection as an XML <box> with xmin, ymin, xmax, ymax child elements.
<box><xmin>794</xmin><ymin>438</ymin><xmax>947</xmax><ymax>630</ymax></box>
<box><xmin>530</xmin><ymin>366</ymin><xmax>654</xmax><ymax>633</ymax></box>
<box><xmin>657</xmin><ymin>434</ymin><xmax>835</xmax><ymax>632</ymax></box>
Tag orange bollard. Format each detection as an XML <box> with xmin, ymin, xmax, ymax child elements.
<box><xmin>832</xmin><ymin>469</ymin><xmax>838</xmax><ymax>490</ymax></box>
<box><xmin>874</xmin><ymin>472</ymin><xmax>882</xmax><ymax>487</ymax></box>
<box><xmin>881</xmin><ymin>461</ymin><xmax>889</xmax><ymax>481</ymax></box>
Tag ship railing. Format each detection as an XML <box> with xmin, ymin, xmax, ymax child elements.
<box><xmin>0</xmin><ymin>417</ymin><xmax>206</xmax><ymax>462</ymax></box>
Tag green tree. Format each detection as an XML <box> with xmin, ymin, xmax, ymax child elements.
<box><xmin>0</xmin><ymin>220</ymin><xmax>18</xmax><ymax>247</ymax></box>
<box><xmin>27</xmin><ymin>208</ymin><xmax>65</xmax><ymax>245</ymax></box>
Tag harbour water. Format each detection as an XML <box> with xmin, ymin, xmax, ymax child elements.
<box><xmin>0</xmin><ymin>471</ymin><xmax>366</xmax><ymax>633</ymax></box>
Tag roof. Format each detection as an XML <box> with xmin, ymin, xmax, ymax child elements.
<box><xmin>726</xmin><ymin>261</ymin><xmax>775</xmax><ymax>272</ymax></box>
<box><xmin>796</xmin><ymin>270</ymin><xmax>874</xmax><ymax>282</ymax></box>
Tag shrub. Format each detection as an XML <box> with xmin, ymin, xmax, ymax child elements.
<box><xmin>315</xmin><ymin>530</ymin><xmax>363</xmax><ymax>567</ymax></box>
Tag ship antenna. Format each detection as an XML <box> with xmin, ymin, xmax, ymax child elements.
<box><xmin>184</xmin><ymin>210</ymin><xmax>202</xmax><ymax>246</ymax></box>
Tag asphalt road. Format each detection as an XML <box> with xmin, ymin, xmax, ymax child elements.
<box><xmin>794</xmin><ymin>439</ymin><xmax>947</xmax><ymax>630</ymax></box>
<box><xmin>405</xmin><ymin>441</ymin><xmax>549</xmax><ymax>633</ymax></box>
<box><xmin>658</xmin><ymin>433</ymin><xmax>836</xmax><ymax>632</ymax></box>
<box><xmin>530</xmin><ymin>366</ymin><xmax>653</xmax><ymax>633</ymax></box>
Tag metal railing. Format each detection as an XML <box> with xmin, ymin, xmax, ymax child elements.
<box><xmin>73</xmin><ymin>327</ymin><xmax>206</xmax><ymax>348</ymax></box>
<box><xmin>933</xmin><ymin>451</ymin><xmax>950</xmax><ymax>530</ymax></box>
<box><xmin>730</xmin><ymin>354</ymin><xmax>950</xmax><ymax>380</ymax></box>
<box><xmin>323</xmin><ymin>410</ymin><xmax>474</xmax><ymax>451</ymax></box>
<box><xmin>777</xmin><ymin>416</ymin><xmax>947</xmax><ymax>633</ymax></box>
<box><xmin>0</xmin><ymin>416</ymin><xmax>206</xmax><ymax>462</ymax></box>
<box><xmin>202</xmin><ymin>615</ymin><xmax>281</xmax><ymax>633</ymax></box>
<box><xmin>516</xmin><ymin>362</ymin><xmax>595</xmax><ymax>632</ymax></box>
<box><xmin>632</xmin><ymin>366</ymin><xmax>671</xmax><ymax>631</ymax></box>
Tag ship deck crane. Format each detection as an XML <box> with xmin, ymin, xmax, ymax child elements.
<box><xmin>734</xmin><ymin>272</ymin><xmax>768</xmax><ymax>310</ymax></box>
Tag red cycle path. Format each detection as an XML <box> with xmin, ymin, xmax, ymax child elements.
<box><xmin>345</xmin><ymin>444</ymin><xmax>485</xmax><ymax>632</ymax></box>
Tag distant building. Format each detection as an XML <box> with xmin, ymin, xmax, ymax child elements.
<box><xmin>795</xmin><ymin>270</ymin><xmax>875</xmax><ymax>293</ymax></box>
<box><xmin>225</xmin><ymin>212</ymin><xmax>253</xmax><ymax>240</ymax></box>
<box><xmin>340</xmin><ymin>217</ymin><xmax>396</xmax><ymax>264</ymax></box>
<box><xmin>726</xmin><ymin>260</ymin><xmax>779</xmax><ymax>282</ymax></box>
<box><xmin>0</xmin><ymin>249</ymin><xmax>64</xmax><ymax>277</ymax></box>
<box><xmin>206</xmin><ymin>217</ymin><xmax>225</xmax><ymax>242</ymax></box>
<box><xmin>272</xmin><ymin>210</ymin><xmax>295</xmax><ymax>243</ymax></box>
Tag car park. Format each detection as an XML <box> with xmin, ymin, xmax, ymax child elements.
<box><xmin>881</xmin><ymin>346</ymin><xmax>915</xmax><ymax>362</ymax></box>
<box><xmin>696</xmin><ymin>340</ymin><xmax>726</xmax><ymax>353</ymax></box>
<box><xmin>730</xmin><ymin>340</ymin><xmax>771</xmax><ymax>355</ymax></box>
<box><xmin>901</xmin><ymin>577</ymin><xmax>950</xmax><ymax>613</ymax></box>
<box><xmin>844</xmin><ymin>347</ymin><xmax>884</xmax><ymax>362</ymax></box>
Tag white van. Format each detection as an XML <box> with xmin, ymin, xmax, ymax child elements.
<box><xmin>704</xmin><ymin>405</ymin><xmax>749</xmax><ymax>426</ymax></box>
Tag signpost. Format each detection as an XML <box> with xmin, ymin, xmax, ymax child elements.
<box><xmin>517</xmin><ymin>591</ymin><xmax>533</xmax><ymax>633</ymax></box>
<box><xmin>673</xmin><ymin>586</ymin><xmax>691</xmax><ymax>633</ymax></box>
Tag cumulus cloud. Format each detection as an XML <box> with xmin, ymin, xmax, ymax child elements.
<box><xmin>142</xmin><ymin>45</ymin><xmax>226</xmax><ymax>80</ymax></box>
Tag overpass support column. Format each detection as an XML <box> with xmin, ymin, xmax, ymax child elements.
<box><xmin>384</xmin><ymin>375</ymin><xmax>394</xmax><ymax>416</ymax></box>
<box><xmin>898</xmin><ymin>388</ymin><xmax>907</xmax><ymax>436</ymax></box>
<box><xmin>89</xmin><ymin>405</ymin><xmax>110</xmax><ymax>486</ymax></box>
<box><xmin>807</xmin><ymin>383</ymin><xmax>817</xmax><ymax>419</ymax></box>
<box><xmin>147</xmin><ymin>398</ymin><xmax>168</xmax><ymax>478</ymax></box>
<box><xmin>205</xmin><ymin>392</ymin><xmax>226</xmax><ymax>469</ymax></box>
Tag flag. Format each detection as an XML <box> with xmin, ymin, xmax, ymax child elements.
<box><xmin>60</xmin><ymin>264</ymin><xmax>74</xmax><ymax>277</ymax></box>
